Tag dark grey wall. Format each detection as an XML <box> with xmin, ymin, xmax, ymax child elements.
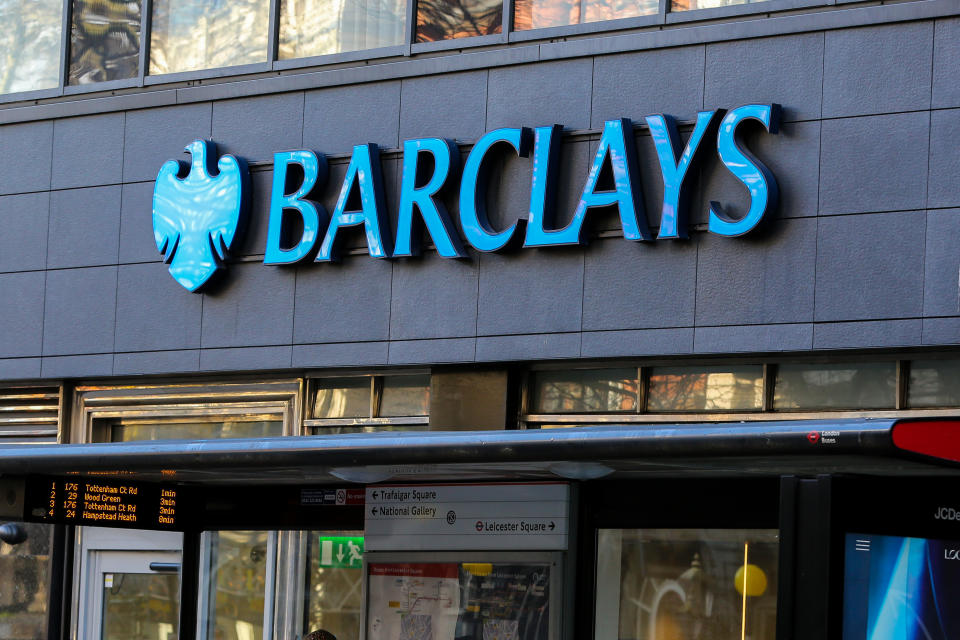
<box><xmin>0</xmin><ymin>16</ymin><xmax>957</xmax><ymax>380</ymax></box>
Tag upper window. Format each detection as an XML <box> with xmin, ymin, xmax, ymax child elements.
<box><xmin>0</xmin><ymin>0</ymin><xmax>62</xmax><ymax>94</ymax></box>
<box><xmin>513</xmin><ymin>0</ymin><xmax>656</xmax><ymax>30</ymax></box>
<box><xmin>416</xmin><ymin>0</ymin><xmax>502</xmax><ymax>41</ymax></box>
<box><xmin>279</xmin><ymin>0</ymin><xmax>406</xmax><ymax>59</ymax></box>
<box><xmin>307</xmin><ymin>374</ymin><xmax>431</xmax><ymax>432</ymax></box>
<box><xmin>68</xmin><ymin>0</ymin><xmax>141</xmax><ymax>84</ymax></box>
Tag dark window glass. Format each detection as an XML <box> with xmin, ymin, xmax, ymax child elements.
<box><xmin>532</xmin><ymin>369</ymin><xmax>637</xmax><ymax>413</ymax></box>
<box><xmin>774</xmin><ymin>362</ymin><xmax>896</xmax><ymax>410</ymax></box>
<box><xmin>279</xmin><ymin>0</ymin><xmax>405</xmax><ymax>59</ymax></box>
<box><xmin>313</xmin><ymin>378</ymin><xmax>372</xmax><ymax>419</ymax></box>
<box><xmin>380</xmin><ymin>375</ymin><xmax>430</xmax><ymax>417</ymax></box>
<box><xmin>0</xmin><ymin>522</ymin><xmax>51</xmax><ymax>640</ymax></box>
<box><xmin>0</xmin><ymin>0</ymin><xmax>62</xmax><ymax>94</ymax></box>
<box><xmin>909</xmin><ymin>360</ymin><xmax>960</xmax><ymax>408</ymax></box>
<box><xmin>416</xmin><ymin>0</ymin><xmax>501</xmax><ymax>42</ymax></box>
<box><xmin>648</xmin><ymin>366</ymin><xmax>763</xmax><ymax>412</ymax></box>
<box><xmin>671</xmin><ymin>0</ymin><xmax>768</xmax><ymax>10</ymax></box>
<box><xmin>513</xmin><ymin>0</ymin><xmax>655</xmax><ymax>30</ymax></box>
<box><xmin>596</xmin><ymin>528</ymin><xmax>779</xmax><ymax>640</ymax></box>
<box><xmin>68</xmin><ymin>0</ymin><xmax>140</xmax><ymax>84</ymax></box>
<box><xmin>149</xmin><ymin>0</ymin><xmax>269</xmax><ymax>75</ymax></box>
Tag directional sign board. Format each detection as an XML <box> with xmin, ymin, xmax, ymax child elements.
<box><xmin>317</xmin><ymin>535</ymin><xmax>364</xmax><ymax>569</ymax></box>
<box><xmin>364</xmin><ymin>483</ymin><xmax>569</xmax><ymax>551</ymax></box>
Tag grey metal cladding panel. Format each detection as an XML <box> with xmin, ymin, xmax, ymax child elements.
<box><xmin>292</xmin><ymin>341</ymin><xmax>389</xmax><ymax>368</ymax></box>
<box><xmin>200</xmin><ymin>261</ymin><xmax>295</xmax><ymax>348</ymax></box>
<box><xmin>387</xmin><ymin>337</ymin><xmax>476</xmax><ymax>365</ymax></box>
<box><xmin>476</xmin><ymin>247</ymin><xmax>584</xmax><ymax>336</ymax></box>
<box><xmin>486</xmin><ymin>59</ymin><xmax>593</xmax><ymax>131</ymax></box>
<box><xmin>582</xmin><ymin>236</ymin><xmax>697</xmax><ymax>331</ymax></box>
<box><xmin>41</xmin><ymin>354</ymin><xmax>114</xmax><ymax>378</ymax></box>
<box><xmin>695</xmin><ymin>120</ymin><xmax>820</xmax><ymax>225</ymax></box>
<box><xmin>0</xmin><ymin>121</ymin><xmax>53</xmax><ymax>195</ymax></box>
<box><xmin>591</xmin><ymin>45</ymin><xmax>705</xmax><ymax>128</ymax></box>
<box><xmin>694</xmin><ymin>323</ymin><xmax>813</xmax><ymax>353</ymax></box>
<box><xmin>923</xmin><ymin>208</ymin><xmax>960</xmax><ymax>317</ymax></box>
<box><xmin>399</xmin><ymin>71</ymin><xmax>488</xmax><ymax>143</ymax></box>
<box><xmin>239</xmin><ymin>169</ymin><xmax>272</xmax><ymax>258</ymax></box>
<box><xmin>42</xmin><ymin>266</ymin><xmax>118</xmax><ymax>356</ymax></box>
<box><xmin>303</xmin><ymin>81</ymin><xmax>401</xmax><ymax>154</ymax></box>
<box><xmin>0</xmin><ymin>358</ymin><xmax>41</xmax><ymax>380</ymax></box>
<box><xmin>119</xmin><ymin>182</ymin><xmax>161</xmax><ymax>264</ymax></box>
<box><xmin>390</xmin><ymin>252</ymin><xmax>479</xmax><ymax>341</ymax></box>
<box><xmin>813</xmin><ymin>319</ymin><xmax>922</xmax><ymax>349</ymax></box>
<box><xmin>122</xmin><ymin>103</ymin><xmax>213</xmax><ymax>183</ymax></box>
<box><xmin>822</xmin><ymin>22</ymin><xmax>933</xmax><ymax>118</ymax></box>
<box><xmin>46</xmin><ymin>186</ymin><xmax>122</xmax><ymax>269</ymax></box>
<box><xmin>704</xmin><ymin>33</ymin><xmax>823</xmax><ymax>122</ymax></box>
<box><xmin>293</xmin><ymin>258</ymin><xmax>393</xmax><ymax>344</ymax></box>
<box><xmin>696</xmin><ymin>217</ymin><xmax>817</xmax><ymax>326</ymax></box>
<box><xmin>815</xmin><ymin>211</ymin><xmax>925</xmax><ymax>322</ymax></box>
<box><xmin>933</xmin><ymin>18</ymin><xmax>960</xmax><ymax>108</ymax></box>
<box><xmin>200</xmin><ymin>346</ymin><xmax>293</xmax><ymax>372</ymax></box>
<box><xmin>51</xmin><ymin>113</ymin><xmax>125</xmax><ymax>190</ymax></box>
<box><xmin>922</xmin><ymin>317</ymin><xmax>960</xmax><ymax>345</ymax></box>
<box><xmin>475</xmin><ymin>332</ymin><xmax>581</xmax><ymax>362</ymax></box>
<box><xmin>0</xmin><ymin>271</ymin><xmax>45</xmax><ymax>358</ymax></box>
<box><xmin>818</xmin><ymin>112</ymin><xmax>929</xmax><ymax>216</ymax></box>
<box><xmin>212</xmin><ymin>93</ymin><xmax>305</xmax><ymax>163</ymax></box>
<box><xmin>580</xmin><ymin>327</ymin><xmax>694</xmax><ymax>358</ymax></box>
<box><xmin>113</xmin><ymin>349</ymin><xmax>201</xmax><ymax>376</ymax></box>
<box><xmin>115</xmin><ymin>262</ymin><xmax>203</xmax><ymax>352</ymax></box>
<box><xmin>928</xmin><ymin>109</ymin><xmax>960</xmax><ymax>209</ymax></box>
<box><xmin>0</xmin><ymin>192</ymin><xmax>49</xmax><ymax>272</ymax></box>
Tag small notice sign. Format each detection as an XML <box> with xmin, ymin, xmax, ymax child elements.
<box><xmin>364</xmin><ymin>483</ymin><xmax>569</xmax><ymax>551</ymax></box>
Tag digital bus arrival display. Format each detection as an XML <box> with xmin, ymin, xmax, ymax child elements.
<box><xmin>23</xmin><ymin>477</ymin><xmax>187</xmax><ymax>531</ymax></box>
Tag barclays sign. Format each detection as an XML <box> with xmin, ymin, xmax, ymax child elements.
<box><xmin>154</xmin><ymin>104</ymin><xmax>780</xmax><ymax>292</ymax></box>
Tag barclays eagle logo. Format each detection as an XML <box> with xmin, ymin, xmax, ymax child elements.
<box><xmin>153</xmin><ymin>140</ymin><xmax>250</xmax><ymax>292</ymax></box>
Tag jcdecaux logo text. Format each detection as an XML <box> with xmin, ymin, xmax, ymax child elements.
<box><xmin>153</xmin><ymin>104</ymin><xmax>781</xmax><ymax>292</ymax></box>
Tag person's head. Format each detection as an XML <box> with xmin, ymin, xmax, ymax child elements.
<box><xmin>304</xmin><ymin>630</ymin><xmax>337</xmax><ymax>640</ymax></box>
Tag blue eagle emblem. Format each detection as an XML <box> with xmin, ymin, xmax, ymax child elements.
<box><xmin>153</xmin><ymin>140</ymin><xmax>250</xmax><ymax>292</ymax></box>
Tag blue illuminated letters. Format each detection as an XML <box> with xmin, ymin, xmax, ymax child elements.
<box><xmin>155</xmin><ymin>104</ymin><xmax>781</xmax><ymax>291</ymax></box>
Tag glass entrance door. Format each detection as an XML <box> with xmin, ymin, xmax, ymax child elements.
<box><xmin>88</xmin><ymin>548</ymin><xmax>182</xmax><ymax>640</ymax></box>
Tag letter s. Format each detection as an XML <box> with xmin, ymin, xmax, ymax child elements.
<box><xmin>708</xmin><ymin>104</ymin><xmax>781</xmax><ymax>237</ymax></box>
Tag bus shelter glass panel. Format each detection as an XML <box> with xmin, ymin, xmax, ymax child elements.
<box><xmin>532</xmin><ymin>369</ymin><xmax>638</xmax><ymax>413</ymax></box>
<box><xmin>279</xmin><ymin>0</ymin><xmax>405</xmax><ymax>59</ymax></box>
<box><xmin>908</xmin><ymin>359</ymin><xmax>960</xmax><ymax>407</ymax></box>
<box><xmin>68</xmin><ymin>0</ymin><xmax>140</xmax><ymax>84</ymax></box>
<box><xmin>774</xmin><ymin>362</ymin><xmax>896</xmax><ymax>411</ymax></box>
<box><xmin>595</xmin><ymin>528</ymin><xmax>779</xmax><ymax>640</ymax></box>
<box><xmin>513</xmin><ymin>0</ymin><xmax>655</xmax><ymax>30</ymax></box>
<box><xmin>101</xmin><ymin>571</ymin><xmax>179</xmax><ymax>640</ymax></box>
<box><xmin>647</xmin><ymin>366</ymin><xmax>763</xmax><ymax>412</ymax></box>
<box><xmin>149</xmin><ymin>0</ymin><xmax>270</xmax><ymax>74</ymax></box>
<box><xmin>416</xmin><ymin>0</ymin><xmax>501</xmax><ymax>41</ymax></box>
<box><xmin>304</xmin><ymin>532</ymin><xmax>365</xmax><ymax>640</ymax></box>
<box><xmin>366</xmin><ymin>561</ymin><xmax>551</xmax><ymax>640</ymax></box>
<box><xmin>0</xmin><ymin>522</ymin><xmax>51</xmax><ymax>640</ymax></box>
<box><xmin>202</xmin><ymin>531</ymin><xmax>271</xmax><ymax>640</ymax></box>
<box><xmin>0</xmin><ymin>0</ymin><xmax>62</xmax><ymax>94</ymax></box>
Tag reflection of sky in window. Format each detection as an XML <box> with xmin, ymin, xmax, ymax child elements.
<box><xmin>0</xmin><ymin>0</ymin><xmax>62</xmax><ymax>93</ymax></box>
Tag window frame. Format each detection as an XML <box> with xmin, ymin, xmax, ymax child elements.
<box><xmin>304</xmin><ymin>371</ymin><xmax>431</xmax><ymax>432</ymax></box>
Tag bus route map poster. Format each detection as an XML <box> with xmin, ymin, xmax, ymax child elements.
<box><xmin>367</xmin><ymin>563</ymin><xmax>550</xmax><ymax>640</ymax></box>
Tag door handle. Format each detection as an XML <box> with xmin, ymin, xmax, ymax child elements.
<box><xmin>149</xmin><ymin>562</ymin><xmax>181</xmax><ymax>573</ymax></box>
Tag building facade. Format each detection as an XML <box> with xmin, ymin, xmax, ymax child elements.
<box><xmin>0</xmin><ymin>0</ymin><xmax>959</xmax><ymax>638</ymax></box>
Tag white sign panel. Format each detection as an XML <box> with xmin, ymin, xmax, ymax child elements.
<box><xmin>364</xmin><ymin>483</ymin><xmax>569</xmax><ymax>551</ymax></box>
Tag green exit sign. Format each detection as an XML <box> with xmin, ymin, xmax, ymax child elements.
<box><xmin>318</xmin><ymin>536</ymin><xmax>364</xmax><ymax>569</ymax></box>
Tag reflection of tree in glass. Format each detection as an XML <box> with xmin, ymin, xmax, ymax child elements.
<box><xmin>280</xmin><ymin>0</ymin><xmax>405</xmax><ymax>59</ymax></box>
<box><xmin>538</xmin><ymin>378</ymin><xmax>636</xmax><ymax>413</ymax></box>
<box><xmin>416</xmin><ymin>0</ymin><xmax>502</xmax><ymax>42</ymax></box>
<box><xmin>69</xmin><ymin>0</ymin><xmax>141</xmax><ymax>84</ymax></box>
<box><xmin>0</xmin><ymin>0</ymin><xmax>62</xmax><ymax>94</ymax></box>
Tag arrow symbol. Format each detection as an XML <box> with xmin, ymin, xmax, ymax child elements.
<box><xmin>549</xmin><ymin>521</ymin><xmax>555</xmax><ymax>530</ymax></box>
<box><xmin>372</xmin><ymin>491</ymin><xmax>379</xmax><ymax>499</ymax></box>
<box><xmin>371</xmin><ymin>507</ymin><xmax>378</xmax><ymax>516</ymax></box>
<box><xmin>336</xmin><ymin>544</ymin><xmax>345</xmax><ymax>563</ymax></box>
